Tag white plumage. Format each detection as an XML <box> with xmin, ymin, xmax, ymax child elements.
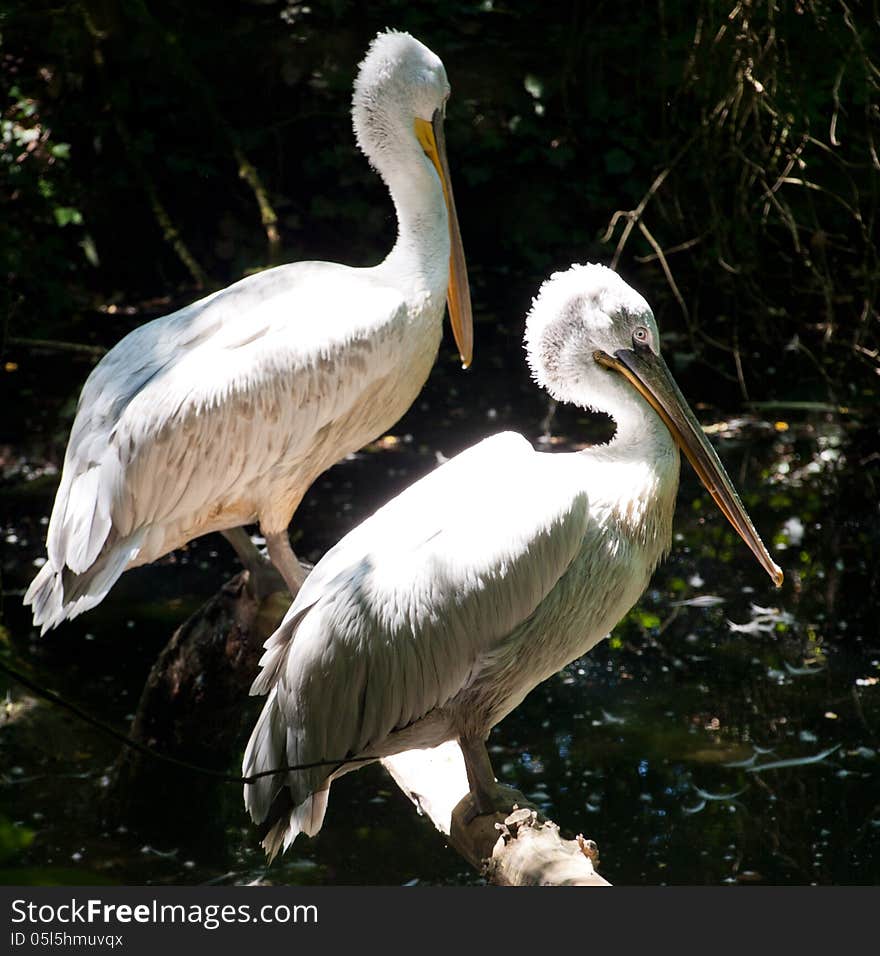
<box><xmin>25</xmin><ymin>31</ymin><xmax>473</xmax><ymax>633</ymax></box>
<box><xmin>243</xmin><ymin>263</ymin><xmax>782</xmax><ymax>859</ymax></box>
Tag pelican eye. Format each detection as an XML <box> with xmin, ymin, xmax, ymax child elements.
<box><xmin>633</xmin><ymin>326</ymin><xmax>650</xmax><ymax>346</ymax></box>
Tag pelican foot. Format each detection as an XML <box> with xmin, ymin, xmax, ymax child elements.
<box><xmin>247</xmin><ymin>556</ymin><xmax>314</xmax><ymax>602</ymax></box>
<box><xmin>453</xmin><ymin>783</ymin><xmax>539</xmax><ymax>827</ymax></box>
<box><xmin>245</xmin><ymin>561</ymin><xmax>290</xmax><ymax>602</ymax></box>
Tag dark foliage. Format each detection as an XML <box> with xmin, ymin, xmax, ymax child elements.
<box><xmin>2</xmin><ymin>0</ymin><xmax>877</xmax><ymax>404</ymax></box>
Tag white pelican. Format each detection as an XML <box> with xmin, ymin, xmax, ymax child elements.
<box><xmin>243</xmin><ymin>263</ymin><xmax>783</xmax><ymax>859</ymax></box>
<box><xmin>25</xmin><ymin>30</ymin><xmax>472</xmax><ymax>633</ymax></box>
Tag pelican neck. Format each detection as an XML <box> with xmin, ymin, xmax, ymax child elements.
<box><xmin>374</xmin><ymin>143</ymin><xmax>451</xmax><ymax>291</ymax></box>
<box><xmin>573</xmin><ymin>382</ymin><xmax>675</xmax><ymax>461</ymax></box>
<box><xmin>570</xmin><ymin>394</ymin><xmax>681</xmax><ymax>520</ymax></box>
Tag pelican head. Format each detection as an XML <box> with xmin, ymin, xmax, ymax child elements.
<box><xmin>353</xmin><ymin>31</ymin><xmax>451</xmax><ymax>153</ymax></box>
<box><xmin>353</xmin><ymin>30</ymin><xmax>473</xmax><ymax>367</ymax></box>
<box><xmin>526</xmin><ymin>263</ymin><xmax>783</xmax><ymax>587</ymax></box>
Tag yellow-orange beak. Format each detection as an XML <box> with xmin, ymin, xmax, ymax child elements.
<box><xmin>414</xmin><ymin>109</ymin><xmax>473</xmax><ymax>369</ymax></box>
<box><xmin>595</xmin><ymin>344</ymin><xmax>783</xmax><ymax>588</ymax></box>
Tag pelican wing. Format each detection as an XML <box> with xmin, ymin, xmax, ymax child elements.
<box><xmin>244</xmin><ymin>432</ymin><xmax>590</xmax><ymax>824</ymax></box>
<box><xmin>45</xmin><ymin>261</ymin><xmax>407</xmax><ymax>574</ymax></box>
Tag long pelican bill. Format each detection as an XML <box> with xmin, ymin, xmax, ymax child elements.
<box><xmin>594</xmin><ymin>344</ymin><xmax>783</xmax><ymax>588</ymax></box>
<box><xmin>414</xmin><ymin>110</ymin><xmax>473</xmax><ymax>368</ymax></box>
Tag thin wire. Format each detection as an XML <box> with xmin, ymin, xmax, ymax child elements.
<box><xmin>0</xmin><ymin>657</ymin><xmax>378</xmax><ymax>784</ymax></box>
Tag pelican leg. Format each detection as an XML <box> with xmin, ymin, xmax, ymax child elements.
<box><xmin>459</xmin><ymin>735</ymin><xmax>497</xmax><ymax>811</ymax></box>
<box><xmin>265</xmin><ymin>530</ymin><xmax>309</xmax><ymax>597</ymax></box>
<box><xmin>221</xmin><ymin>527</ymin><xmax>286</xmax><ymax>599</ymax></box>
<box><xmin>458</xmin><ymin>736</ymin><xmax>534</xmax><ymax>822</ymax></box>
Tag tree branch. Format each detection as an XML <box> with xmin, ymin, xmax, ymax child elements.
<box><xmin>383</xmin><ymin>744</ymin><xmax>610</xmax><ymax>886</ymax></box>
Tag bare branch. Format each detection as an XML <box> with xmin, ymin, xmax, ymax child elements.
<box><xmin>637</xmin><ymin>220</ymin><xmax>689</xmax><ymax>322</ymax></box>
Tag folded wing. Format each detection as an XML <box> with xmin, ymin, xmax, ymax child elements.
<box><xmin>244</xmin><ymin>432</ymin><xmax>591</xmax><ymax>853</ymax></box>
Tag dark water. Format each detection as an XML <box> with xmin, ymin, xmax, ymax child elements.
<box><xmin>0</xmin><ymin>317</ymin><xmax>878</xmax><ymax>886</ymax></box>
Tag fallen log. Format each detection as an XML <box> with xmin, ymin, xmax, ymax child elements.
<box><xmin>106</xmin><ymin>572</ymin><xmax>288</xmax><ymax>849</ymax></box>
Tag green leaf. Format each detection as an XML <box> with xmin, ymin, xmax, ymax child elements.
<box><xmin>53</xmin><ymin>206</ymin><xmax>83</xmax><ymax>227</ymax></box>
<box><xmin>0</xmin><ymin>815</ymin><xmax>34</xmax><ymax>865</ymax></box>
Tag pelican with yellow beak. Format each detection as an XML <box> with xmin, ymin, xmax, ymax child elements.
<box><xmin>26</xmin><ymin>30</ymin><xmax>473</xmax><ymax>632</ymax></box>
<box><xmin>243</xmin><ymin>263</ymin><xmax>782</xmax><ymax>859</ymax></box>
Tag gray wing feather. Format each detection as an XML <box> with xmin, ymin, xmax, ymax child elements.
<box><xmin>244</xmin><ymin>433</ymin><xmax>591</xmax><ymax>828</ymax></box>
<box><xmin>44</xmin><ymin>261</ymin><xmax>405</xmax><ymax>574</ymax></box>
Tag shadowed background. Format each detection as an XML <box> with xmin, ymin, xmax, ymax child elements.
<box><xmin>1</xmin><ymin>0</ymin><xmax>878</xmax><ymax>885</ymax></box>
